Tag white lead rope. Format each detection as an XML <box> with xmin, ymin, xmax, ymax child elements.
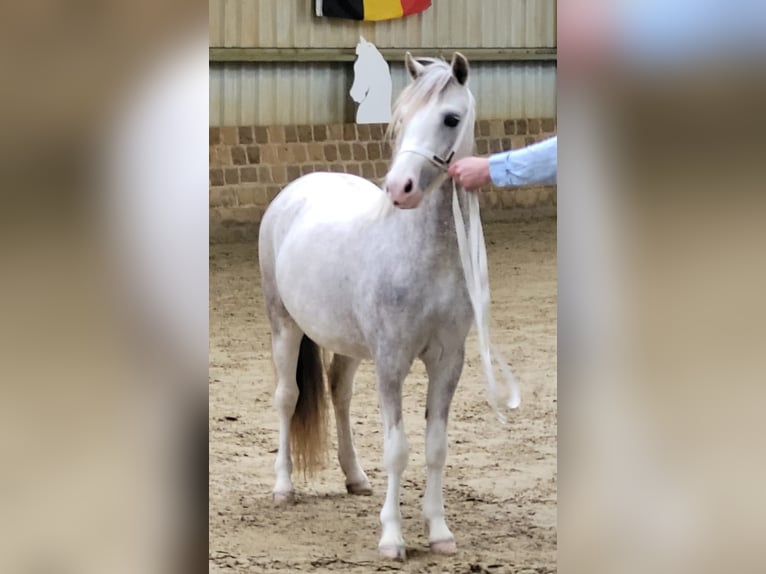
<box><xmin>450</xmin><ymin>180</ymin><xmax>521</xmax><ymax>422</ymax></box>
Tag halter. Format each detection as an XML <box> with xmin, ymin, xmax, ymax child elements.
<box><xmin>396</xmin><ymin>145</ymin><xmax>455</xmax><ymax>170</ymax></box>
<box><xmin>395</xmin><ymin>109</ymin><xmax>472</xmax><ymax>172</ymax></box>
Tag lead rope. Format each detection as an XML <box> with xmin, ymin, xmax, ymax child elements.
<box><xmin>451</xmin><ymin>180</ymin><xmax>521</xmax><ymax>423</ymax></box>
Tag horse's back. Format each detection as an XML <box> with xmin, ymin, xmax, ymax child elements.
<box><xmin>264</xmin><ymin>172</ymin><xmax>389</xmax><ymax>229</ymax></box>
<box><xmin>261</xmin><ymin>171</ymin><xmax>383</xmax><ymax>260</ymax></box>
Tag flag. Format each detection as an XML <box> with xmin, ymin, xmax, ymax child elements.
<box><xmin>316</xmin><ymin>0</ymin><xmax>431</xmax><ymax>22</ymax></box>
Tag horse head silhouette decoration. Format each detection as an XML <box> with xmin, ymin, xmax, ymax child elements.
<box><xmin>350</xmin><ymin>36</ymin><xmax>392</xmax><ymax>124</ymax></box>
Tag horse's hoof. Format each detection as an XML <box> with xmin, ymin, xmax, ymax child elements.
<box><xmin>430</xmin><ymin>539</ymin><xmax>457</xmax><ymax>555</ymax></box>
<box><xmin>378</xmin><ymin>544</ymin><xmax>406</xmax><ymax>561</ymax></box>
<box><xmin>346</xmin><ymin>480</ymin><xmax>372</xmax><ymax>496</ymax></box>
<box><xmin>272</xmin><ymin>491</ymin><xmax>295</xmax><ymax>505</ymax></box>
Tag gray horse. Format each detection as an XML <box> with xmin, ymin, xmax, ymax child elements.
<box><xmin>259</xmin><ymin>53</ymin><xmax>479</xmax><ymax>560</ymax></box>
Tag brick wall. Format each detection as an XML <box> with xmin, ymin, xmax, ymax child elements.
<box><xmin>210</xmin><ymin>118</ymin><xmax>556</xmax><ymax>242</ymax></box>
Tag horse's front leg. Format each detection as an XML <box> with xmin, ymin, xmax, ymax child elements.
<box><xmin>421</xmin><ymin>345</ymin><xmax>464</xmax><ymax>554</ymax></box>
<box><xmin>375</xmin><ymin>355</ymin><xmax>412</xmax><ymax>561</ymax></box>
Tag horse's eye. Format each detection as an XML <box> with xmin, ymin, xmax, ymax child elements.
<box><xmin>444</xmin><ymin>114</ymin><xmax>460</xmax><ymax>128</ymax></box>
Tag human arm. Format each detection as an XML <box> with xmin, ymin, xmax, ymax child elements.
<box><xmin>488</xmin><ymin>136</ymin><xmax>557</xmax><ymax>187</ymax></box>
<box><xmin>449</xmin><ymin>136</ymin><xmax>557</xmax><ymax>190</ymax></box>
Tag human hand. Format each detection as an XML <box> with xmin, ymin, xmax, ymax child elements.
<box><xmin>447</xmin><ymin>157</ymin><xmax>491</xmax><ymax>191</ymax></box>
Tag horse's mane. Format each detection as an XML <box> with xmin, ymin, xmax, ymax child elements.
<box><xmin>386</xmin><ymin>58</ymin><xmax>472</xmax><ymax>150</ymax></box>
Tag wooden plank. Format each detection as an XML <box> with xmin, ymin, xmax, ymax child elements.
<box><xmin>209</xmin><ymin>47</ymin><xmax>557</xmax><ymax>63</ymax></box>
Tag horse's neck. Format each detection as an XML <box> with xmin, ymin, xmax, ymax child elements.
<box><xmin>410</xmin><ymin>178</ymin><xmax>468</xmax><ymax>245</ymax></box>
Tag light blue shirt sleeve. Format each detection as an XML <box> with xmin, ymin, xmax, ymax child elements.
<box><xmin>488</xmin><ymin>136</ymin><xmax>557</xmax><ymax>187</ymax></box>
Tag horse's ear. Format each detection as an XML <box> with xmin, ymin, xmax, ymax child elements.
<box><xmin>359</xmin><ymin>35</ymin><xmax>366</xmax><ymax>44</ymax></box>
<box><xmin>405</xmin><ymin>52</ymin><xmax>425</xmax><ymax>81</ymax></box>
<box><xmin>451</xmin><ymin>52</ymin><xmax>469</xmax><ymax>85</ymax></box>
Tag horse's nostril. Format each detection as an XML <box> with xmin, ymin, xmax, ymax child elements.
<box><xmin>404</xmin><ymin>179</ymin><xmax>413</xmax><ymax>193</ymax></box>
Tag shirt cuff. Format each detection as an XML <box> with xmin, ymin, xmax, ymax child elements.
<box><xmin>488</xmin><ymin>152</ymin><xmax>511</xmax><ymax>187</ymax></box>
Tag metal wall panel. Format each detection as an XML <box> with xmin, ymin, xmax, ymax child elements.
<box><xmin>210</xmin><ymin>0</ymin><xmax>556</xmax><ymax>49</ymax></box>
<box><xmin>391</xmin><ymin>62</ymin><xmax>556</xmax><ymax>119</ymax></box>
<box><xmin>210</xmin><ymin>62</ymin><xmax>556</xmax><ymax>126</ymax></box>
<box><xmin>209</xmin><ymin>0</ymin><xmax>556</xmax><ymax>126</ymax></box>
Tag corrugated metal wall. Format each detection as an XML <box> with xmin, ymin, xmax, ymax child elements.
<box><xmin>210</xmin><ymin>62</ymin><xmax>556</xmax><ymax>125</ymax></box>
<box><xmin>210</xmin><ymin>0</ymin><xmax>556</xmax><ymax>48</ymax></box>
<box><xmin>209</xmin><ymin>0</ymin><xmax>557</xmax><ymax>126</ymax></box>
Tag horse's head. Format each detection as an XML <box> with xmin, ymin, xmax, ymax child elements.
<box><xmin>384</xmin><ymin>53</ymin><xmax>475</xmax><ymax>209</ymax></box>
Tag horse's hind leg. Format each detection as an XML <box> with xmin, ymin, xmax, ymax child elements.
<box><xmin>421</xmin><ymin>345</ymin><xmax>465</xmax><ymax>554</ymax></box>
<box><xmin>327</xmin><ymin>354</ymin><xmax>371</xmax><ymax>495</ymax></box>
<box><xmin>268</xmin><ymin>315</ymin><xmax>303</xmax><ymax>504</ymax></box>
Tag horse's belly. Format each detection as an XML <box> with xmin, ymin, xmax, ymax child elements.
<box><xmin>297</xmin><ymin>319</ymin><xmax>371</xmax><ymax>360</ymax></box>
<box><xmin>280</xmin><ymin>286</ymin><xmax>371</xmax><ymax>359</ymax></box>
<box><xmin>275</xmin><ymin>232</ymin><xmax>371</xmax><ymax>360</ymax></box>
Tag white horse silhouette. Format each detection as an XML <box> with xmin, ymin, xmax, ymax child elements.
<box><xmin>349</xmin><ymin>37</ymin><xmax>392</xmax><ymax>124</ymax></box>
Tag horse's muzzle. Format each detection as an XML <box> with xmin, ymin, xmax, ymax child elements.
<box><xmin>386</xmin><ymin>176</ymin><xmax>423</xmax><ymax>209</ymax></box>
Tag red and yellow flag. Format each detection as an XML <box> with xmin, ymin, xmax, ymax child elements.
<box><xmin>316</xmin><ymin>0</ymin><xmax>431</xmax><ymax>22</ymax></box>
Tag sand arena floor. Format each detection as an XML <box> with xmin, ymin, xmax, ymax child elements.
<box><xmin>210</xmin><ymin>216</ymin><xmax>557</xmax><ymax>573</ymax></box>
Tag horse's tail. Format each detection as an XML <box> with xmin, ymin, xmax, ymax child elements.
<box><xmin>291</xmin><ymin>335</ymin><xmax>328</xmax><ymax>476</ymax></box>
